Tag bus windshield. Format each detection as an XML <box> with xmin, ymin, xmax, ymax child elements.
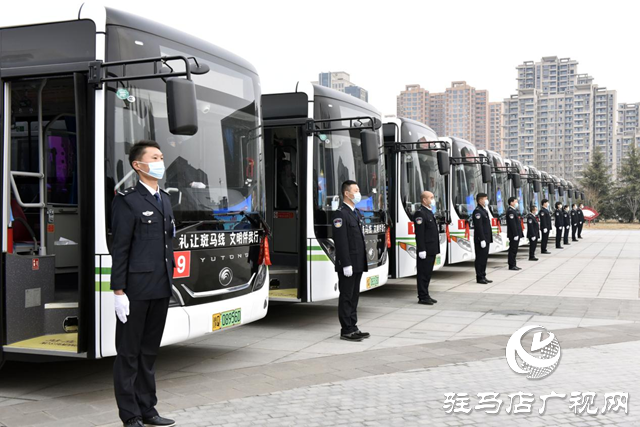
<box><xmin>399</xmin><ymin>122</ymin><xmax>445</xmax><ymax>220</ymax></box>
<box><xmin>452</xmin><ymin>148</ymin><xmax>483</xmax><ymax>220</ymax></box>
<box><xmin>313</xmin><ymin>96</ymin><xmax>386</xmax><ymax>222</ymax></box>
<box><xmin>491</xmin><ymin>170</ymin><xmax>508</xmax><ymax>217</ymax></box>
<box><xmin>106</xmin><ymin>26</ymin><xmax>263</xmax><ymax>228</ymax></box>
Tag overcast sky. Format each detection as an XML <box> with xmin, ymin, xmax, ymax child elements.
<box><xmin>4</xmin><ymin>0</ymin><xmax>639</xmax><ymax>115</ymax></box>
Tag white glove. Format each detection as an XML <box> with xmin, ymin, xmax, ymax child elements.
<box><xmin>480</xmin><ymin>240</ymin><xmax>486</xmax><ymax>248</ymax></box>
<box><xmin>418</xmin><ymin>251</ymin><xmax>426</xmax><ymax>259</ymax></box>
<box><xmin>114</xmin><ymin>293</ymin><xmax>130</xmax><ymax>324</ymax></box>
<box><xmin>543</xmin><ymin>228</ymin><xmax>548</xmax><ymax>233</ymax></box>
<box><xmin>532</xmin><ymin>237</ymin><xmax>537</xmax><ymax>241</ymax></box>
<box><xmin>514</xmin><ymin>236</ymin><xmax>519</xmax><ymax>241</ymax></box>
<box><xmin>343</xmin><ymin>266</ymin><xmax>353</xmax><ymax>277</ymax></box>
<box><xmin>566</xmin><ymin>225</ymin><xmax>570</xmax><ymax>230</ymax></box>
<box><xmin>580</xmin><ymin>222</ymin><xmax>583</xmax><ymax>224</ymax></box>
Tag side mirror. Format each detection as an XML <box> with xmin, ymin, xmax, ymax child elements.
<box><xmin>166</xmin><ymin>78</ymin><xmax>198</xmax><ymax>135</ymax></box>
<box><xmin>360</xmin><ymin>129</ymin><xmax>380</xmax><ymax>164</ymax></box>
<box><xmin>558</xmin><ymin>187</ymin><xmax>564</xmax><ymax>196</ymax></box>
<box><xmin>382</xmin><ymin>123</ymin><xmax>396</xmax><ymax>143</ymax></box>
<box><xmin>548</xmin><ymin>183</ymin><xmax>554</xmax><ymax>194</ymax></box>
<box><xmin>437</xmin><ymin>151</ymin><xmax>450</xmax><ymax>175</ymax></box>
<box><xmin>534</xmin><ymin>180</ymin><xmax>542</xmax><ymax>193</ymax></box>
<box><xmin>481</xmin><ymin>164</ymin><xmax>492</xmax><ymax>184</ymax></box>
<box><xmin>581</xmin><ymin>192</ymin><xmax>585</xmax><ymax>200</ymax></box>
<box><xmin>512</xmin><ymin>174</ymin><xmax>522</xmax><ymax>189</ymax></box>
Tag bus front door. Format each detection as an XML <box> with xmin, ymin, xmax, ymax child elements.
<box><xmin>2</xmin><ymin>73</ymin><xmax>93</xmax><ymax>357</ymax></box>
<box><xmin>264</xmin><ymin>127</ymin><xmax>303</xmax><ymax>301</ymax></box>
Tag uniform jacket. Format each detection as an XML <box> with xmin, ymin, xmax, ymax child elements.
<box><xmin>506</xmin><ymin>206</ymin><xmax>524</xmax><ymax>239</ymax></box>
<box><xmin>563</xmin><ymin>210</ymin><xmax>570</xmax><ymax>227</ymax></box>
<box><xmin>571</xmin><ymin>209</ymin><xmax>579</xmax><ymax>226</ymax></box>
<box><xmin>414</xmin><ymin>205</ymin><xmax>440</xmax><ymax>256</ymax></box>
<box><xmin>577</xmin><ymin>208</ymin><xmax>585</xmax><ymax>223</ymax></box>
<box><xmin>539</xmin><ymin>207</ymin><xmax>552</xmax><ymax>231</ymax></box>
<box><xmin>554</xmin><ymin>208</ymin><xmax>564</xmax><ymax>228</ymax></box>
<box><xmin>471</xmin><ymin>205</ymin><xmax>493</xmax><ymax>244</ymax></box>
<box><xmin>332</xmin><ymin>203</ymin><xmax>368</xmax><ymax>273</ymax></box>
<box><xmin>526</xmin><ymin>213</ymin><xmax>540</xmax><ymax>239</ymax></box>
<box><xmin>110</xmin><ymin>181</ymin><xmax>175</xmax><ymax>300</ymax></box>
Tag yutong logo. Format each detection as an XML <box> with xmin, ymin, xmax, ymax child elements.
<box><xmin>219</xmin><ymin>267</ymin><xmax>233</xmax><ymax>286</ymax></box>
<box><xmin>506</xmin><ymin>325</ymin><xmax>561</xmax><ymax>379</ymax></box>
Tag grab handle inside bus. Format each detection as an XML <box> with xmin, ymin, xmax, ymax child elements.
<box><xmin>360</xmin><ymin>129</ymin><xmax>380</xmax><ymax>164</ymax></box>
<box><xmin>166</xmin><ymin>77</ymin><xmax>198</xmax><ymax>135</ymax></box>
<box><xmin>437</xmin><ymin>151</ymin><xmax>450</xmax><ymax>175</ymax></box>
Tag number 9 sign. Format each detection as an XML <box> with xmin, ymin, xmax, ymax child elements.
<box><xmin>173</xmin><ymin>251</ymin><xmax>191</xmax><ymax>278</ymax></box>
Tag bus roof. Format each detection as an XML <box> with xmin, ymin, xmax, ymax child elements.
<box><xmin>312</xmin><ymin>84</ymin><xmax>381</xmax><ymax>118</ymax></box>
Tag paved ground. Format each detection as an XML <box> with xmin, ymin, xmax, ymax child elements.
<box><xmin>0</xmin><ymin>230</ymin><xmax>638</xmax><ymax>426</ymax></box>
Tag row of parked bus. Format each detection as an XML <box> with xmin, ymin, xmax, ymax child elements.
<box><xmin>0</xmin><ymin>5</ymin><xmax>584</xmax><ymax>367</ymax></box>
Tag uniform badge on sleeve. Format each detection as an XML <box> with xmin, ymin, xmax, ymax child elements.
<box><xmin>415</xmin><ymin>217</ymin><xmax>423</xmax><ymax>225</ymax></box>
<box><xmin>509</xmin><ymin>214</ymin><xmax>514</xmax><ymax>219</ymax></box>
<box><xmin>541</xmin><ymin>212</ymin><xmax>544</xmax><ymax>216</ymax></box>
<box><xmin>475</xmin><ymin>213</ymin><xmax>481</xmax><ymax>219</ymax></box>
<box><xmin>528</xmin><ymin>219</ymin><xmax>532</xmax><ymax>223</ymax></box>
<box><xmin>333</xmin><ymin>218</ymin><xmax>343</xmax><ymax>228</ymax></box>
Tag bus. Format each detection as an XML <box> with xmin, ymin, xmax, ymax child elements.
<box><xmin>261</xmin><ymin>83</ymin><xmax>389</xmax><ymax>302</ymax></box>
<box><xmin>525</xmin><ymin>166</ymin><xmax>542</xmax><ymax>211</ymax></box>
<box><xmin>540</xmin><ymin>170</ymin><xmax>557</xmax><ymax>238</ymax></box>
<box><xmin>478</xmin><ymin>149</ymin><xmax>509</xmax><ymax>254</ymax></box>
<box><xmin>383</xmin><ymin>118</ymin><xmax>449</xmax><ymax>278</ymax></box>
<box><xmin>440</xmin><ymin>137</ymin><xmax>491</xmax><ymax>265</ymax></box>
<box><xmin>1</xmin><ymin>5</ymin><xmax>269</xmax><ymax>366</ymax></box>
<box><xmin>506</xmin><ymin>159</ymin><xmax>529</xmax><ymax>246</ymax></box>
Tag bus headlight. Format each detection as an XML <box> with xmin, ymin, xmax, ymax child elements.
<box><xmin>253</xmin><ymin>264</ymin><xmax>268</xmax><ymax>291</ymax></box>
<box><xmin>454</xmin><ymin>237</ymin><xmax>472</xmax><ymax>252</ymax></box>
<box><xmin>399</xmin><ymin>241</ymin><xmax>417</xmax><ymax>259</ymax></box>
<box><xmin>318</xmin><ymin>238</ymin><xmax>336</xmax><ymax>264</ymax></box>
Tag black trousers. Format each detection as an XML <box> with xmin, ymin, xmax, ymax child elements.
<box><xmin>473</xmin><ymin>242</ymin><xmax>489</xmax><ymax>280</ymax></box>
<box><xmin>508</xmin><ymin>238</ymin><xmax>519</xmax><ymax>268</ymax></box>
<box><xmin>114</xmin><ymin>297</ymin><xmax>170</xmax><ymax>423</ymax></box>
<box><xmin>572</xmin><ymin>225</ymin><xmax>578</xmax><ymax>240</ymax></box>
<box><xmin>556</xmin><ymin>227</ymin><xmax>563</xmax><ymax>248</ymax></box>
<box><xmin>563</xmin><ymin>226</ymin><xmax>570</xmax><ymax>245</ymax></box>
<box><xmin>529</xmin><ymin>238</ymin><xmax>538</xmax><ymax>259</ymax></box>
<box><xmin>578</xmin><ymin>222</ymin><xmax>584</xmax><ymax>237</ymax></box>
<box><xmin>541</xmin><ymin>230</ymin><xmax>549</xmax><ymax>252</ymax></box>
<box><xmin>338</xmin><ymin>271</ymin><xmax>362</xmax><ymax>335</ymax></box>
<box><xmin>417</xmin><ymin>254</ymin><xmax>436</xmax><ymax>300</ymax></box>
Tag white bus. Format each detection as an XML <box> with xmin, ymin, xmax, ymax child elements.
<box><xmin>1</xmin><ymin>5</ymin><xmax>269</xmax><ymax>367</ymax></box>
<box><xmin>383</xmin><ymin>118</ymin><xmax>449</xmax><ymax>278</ymax></box>
<box><xmin>504</xmin><ymin>158</ymin><xmax>529</xmax><ymax>246</ymax></box>
<box><xmin>440</xmin><ymin>137</ymin><xmax>491</xmax><ymax>265</ymax></box>
<box><xmin>478</xmin><ymin>149</ymin><xmax>510</xmax><ymax>254</ymax></box>
<box><xmin>540</xmin><ymin>170</ymin><xmax>558</xmax><ymax>238</ymax></box>
<box><xmin>261</xmin><ymin>83</ymin><xmax>389</xmax><ymax>302</ymax></box>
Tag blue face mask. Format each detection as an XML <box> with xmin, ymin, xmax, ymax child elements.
<box><xmin>137</xmin><ymin>160</ymin><xmax>165</xmax><ymax>180</ymax></box>
<box><xmin>431</xmin><ymin>199</ymin><xmax>437</xmax><ymax>213</ymax></box>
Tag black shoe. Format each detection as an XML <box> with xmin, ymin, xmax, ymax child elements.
<box><xmin>428</xmin><ymin>297</ymin><xmax>438</xmax><ymax>303</ymax></box>
<box><xmin>529</xmin><ymin>258</ymin><xmax>539</xmax><ymax>261</ymax></box>
<box><xmin>542</xmin><ymin>251</ymin><xmax>551</xmax><ymax>254</ymax></box>
<box><xmin>565</xmin><ymin>242</ymin><xmax>571</xmax><ymax>245</ymax></box>
<box><xmin>142</xmin><ymin>416</ymin><xmax>175</xmax><ymax>427</ymax></box>
<box><xmin>354</xmin><ymin>330</ymin><xmax>370</xmax><ymax>339</ymax></box>
<box><xmin>579</xmin><ymin>236</ymin><xmax>583</xmax><ymax>239</ymax></box>
<box><xmin>477</xmin><ymin>279</ymin><xmax>489</xmax><ymax>284</ymax></box>
<box><xmin>557</xmin><ymin>246</ymin><xmax>563</xmax><ymax>249</ymax></box>
<box><xmin>418</xmin><ymin>299</ymin><xmax>434</xmax><ymax>305</ymax></box>
<box><xmin>340</xmin><ymin>332</ymin><xmax>364</xmax><ymax>342</ymax></box>
<box><xmin>483</xmin><ymin>278</ymin><xmax>493</xmax><ymax>283</ymax></box>
<box><xmin>572</xmin><ymin>239</ymin><xmax>578</xmax><ymax>242</ymax></box>
<box><xmin>124</xmin><ymin>418</ymin><xmax>144</xmax><ymax>427</ymax></box>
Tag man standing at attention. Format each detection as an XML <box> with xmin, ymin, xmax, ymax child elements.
<box><xmin>506</xmin><ymin>197</ymin><xmax>523</xmax><ymax>271</ymax></box>
<box><xmin>527</xmin><ymin>205</ymin><xmax>540</xmax><ymax>261</ymax></box>
<box><xmin>414</xmin><ymin>190</ymin><xmax>440</xmax><ymax>303</ymax></box>
<box><xmin>539</xmin><ymin>199</ymin><xmax>552</xmax><ymax>254</ymax></box>
<box><xmin>332</xmin><ymin>180</ymin><xmax>370</xmax><ymax>342</ymax></box>
<box><xmin>111</xmin><ymin>140</ymin><xmax>176</xmax><ymax>427</ymax></box>
<box><xmin>472</xmin><ymin>193</ymin><xmax>492</xmax><ymax>284</ymax></box>
<box><xmin>554</xmin><ymin>201</ymin><xmax>564</xmax><ymax>249</ymax></box>
<box><xmin>577</xmin><ymin>203</ymin><xmax>585</xmax><ymax>238</ymax></box>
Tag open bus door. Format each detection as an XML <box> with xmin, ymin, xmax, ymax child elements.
<box><xmin>2</xmin><ymin>71</ymin><xmax>94</xmax><ymax>358</ymax></box>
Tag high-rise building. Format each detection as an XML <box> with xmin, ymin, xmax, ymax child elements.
<box><xmin>396</xmin><ymin>81</ymin><xmax>490</xmax><ymax>146</ymax></box>
<box><xmin>502</xmin><ymin>56</ymin><xmax>617</xmax><ymax>181</ymax></box>
<box><xmin>616</xmin><ymin>103</ymin><xmax>640</xmax><ymax>175</ymax></box>
<box><xmin>316</xmin><ymin>71</ymin><xmax>369</xmax><ymax>102</ymax></box>
<box><xmin>488</xmin><ymin>102</ymin><xmax>503</xmax><ymax>154</ymax></box>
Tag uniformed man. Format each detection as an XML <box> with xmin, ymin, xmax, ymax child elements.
<box><xmin>571</xmin><ymin>203</ymin><xmax>579</xmax><ymax>241</ymax></box>
<box><xmin>332</xmin><ymin>180</ymin><xmax>370</xmax><ymax>342</ymax></box>
<box><xmin>414</xmin><ymin>190</ymin><xmax>440</xmax><ymax>303</ymax></box>
<box><xmin>527</xmin><ymin>205</ymin><xmax>540</xmax><ymax>261</ymax></box>
<box><xmin>577</xmin><ymin>203</ymin><xmax>585</xmax><ymax>238</ymax></box>
<box><xmin>554</xmin><ymin>201</ymin><xmax>564</xmax><ymax>249</ymax></box>
<box><xmin>111</xmin><ymin>140</ymin><xmax>176</xmax><ymax>427</ymax></box>
<box><xmin>472</xmin><ymin>193</ymin><xmax>493</xmax><ymax>284</ymax></box>
<box><xmin>563</xmin><ymin>205</ymin><xmax>571</xmax><ymax>246</ymax></box>
<box><xmin>539</xmin><ymin>199</ymin><xmax>552</xmax><ymax>254</ymax></box>
<box><xmin>506</xmin><ymin>196</ymin><xmax>523</xmax><ymax>270</ymax></box>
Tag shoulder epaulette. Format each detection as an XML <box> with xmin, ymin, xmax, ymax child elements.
<box><xmin>117</xmin><ymin>186</ymin><xmax>136</xmax><ymax>196</ymax></box>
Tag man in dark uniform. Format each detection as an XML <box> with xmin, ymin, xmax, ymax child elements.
<box><xmin>506</xmin><ymin>196</ymin><xmax>523</xmax><ymax>271</ymax></box>
<box><xmin>554</xmin><ymin>201</ymin><xmax>564</xmax><ymax>249</ymax></box>
<box><xmin>414</xmin><ymin>190</ymin><xmax>440</xmax><ymax>303</ymax></box>
<box><xmin>539</xmin><ymin>199</ymin><xmax>552</xmax><ymax>254</ymax></box>
<box><xmin>111</xmin><ymin>140</ymin><xmax>176</xmax><ymax>427</ymax></box>
<box><xmin>332</xmin><ymin>180</ymin><xmax>370</xmax><ymax>342</ymax></box>
<box><xmin>563</xmin><ymin>205</ymin><xmax>571</xmax><ymax>246</ymax></box>
<box><xmin>577</xmin><ymin>203</ymin><xmax>585</xmax><ymax>238</ymax></box>
<box><xmin>527</xmin><ymin>205</ymin><xmax>540</xmax><ymax>261</ymax></box>
<box><xmin>472</xmin><ymin>193</ymin><xmax>492</xmax><ymax>284</ymax></box>
<box><xmin>571</xmin><ymin>203</ymin><xmax>579</xmax><ymax>241</ymax></box>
